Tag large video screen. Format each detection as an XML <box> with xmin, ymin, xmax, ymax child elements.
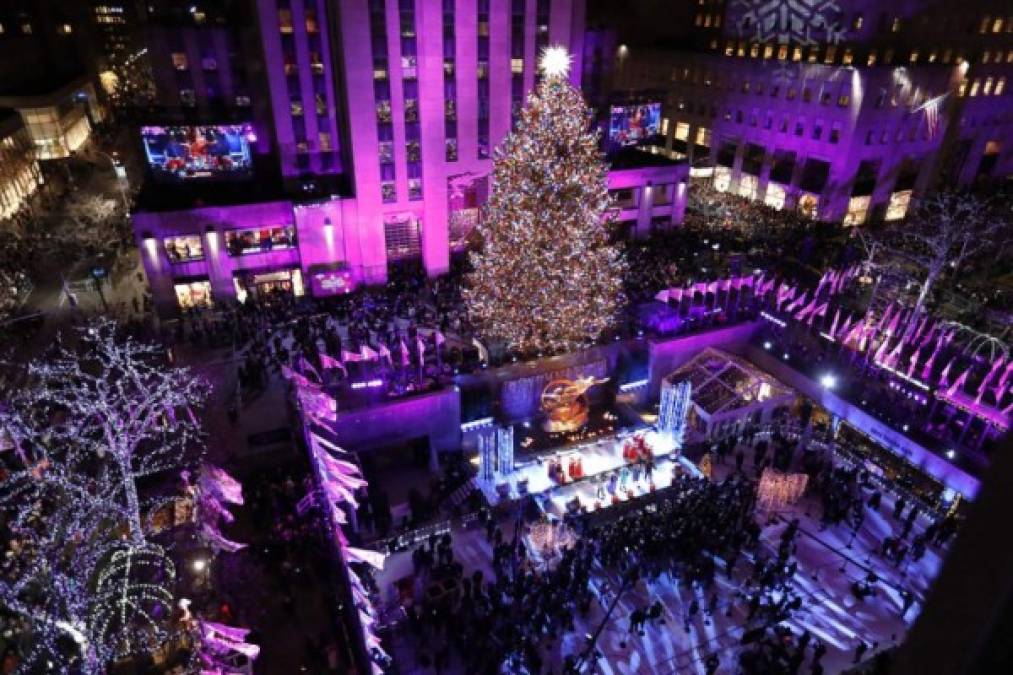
<box><xmin>608</xmin><ymin>103</ymin><xmax>661</xmax><ymax>145</ymax></box>
<box><xmin>141</xmin><ymin>124</ymin><xmax>255</xmax><ymax>181</ymax></box>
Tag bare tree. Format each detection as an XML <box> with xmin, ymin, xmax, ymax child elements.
<box><xmin>879</xmin><ymin>192</ymin><xmax>1007</xmax><ymax>326</ymax></box>
<box><xmin>0</xmin><ymin>320</ymin><xmax>209</xmax><ymax>672</ymax></box>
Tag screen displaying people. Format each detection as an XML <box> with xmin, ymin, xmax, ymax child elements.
<box><xmin>608</xmin><ymin>103</ymin><xmax>661</xmax><ymax>146</ymax></box>
<box><xmin>141</xmin><ymin>124</ymin><xmax>255</xmax><ymax>180</ymax></box>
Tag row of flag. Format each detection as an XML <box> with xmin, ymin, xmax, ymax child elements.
<box><xmin>308</xmin><ymin>431</ymin><xmax>389</xmax><ymax>674</ymax></box>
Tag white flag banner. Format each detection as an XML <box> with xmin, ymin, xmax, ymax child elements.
<box><xmin>345</xmin><ymin>545</ymin><xmax>387</xmax><ymax>570</ymax></box>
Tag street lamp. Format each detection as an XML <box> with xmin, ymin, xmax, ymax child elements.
<box><xmin>95</xmin><ymin>150</ymin><xmax>130</xmax><ymax>211</ymax></box>
<box><xmin>820</xmin><ymin>374</ymin><xmax>837</xmax><ymax>389</ymax></box>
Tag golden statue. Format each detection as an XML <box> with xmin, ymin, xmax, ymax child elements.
<box><xmin>540</xmin><ymin>375</ymin><xmax>608</xmax><ymax>432</ymax></box>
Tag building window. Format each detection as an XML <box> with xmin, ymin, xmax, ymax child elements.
<box><xmin>829</xmin><ymin>124</ymin><xmax>841</xmax><ymax>143</ymax></box>
<box><xmin>852</xmin><ymin>14</ymin><xmax>863</xmax><ymax>30</ymax></box>
<box><xmin>171</xmin><ymin>52</ymin><xmax>188</xmax><ymax>70</ymax></box>
<box><xmin>984</xmin><ymin>77</ymin><xmax>995</xmax><ymax>95</ymax></box>
<box><xmin>969</xmin><ymin>79</ymin><xmax>981</xmax><ymax>96</ymax></box>
<box><xmin>812</xmin><ymin>121</ymin><xmax>823</xmax><ymax>140</ymax></box>
<box><xmin>910</xmin><ymin>50</ymin><xmax>919</xmax><ymax>64</ymax></box>
<box><xmin>842</xmin><ymin>48</ymin><xmax>854</xmax><ymax>65</ymax></box>
<box><xmin>891</xmin><ymin>17</ymin><xmax>901</xmax><ymax>32</ymax></box>
<box><xmin>180</xmin><ymin>89</ymin><xmax>196</xmax><ymax>106</ymax></box>
<box><xmin>824</xmin><ymin>45</ymin><xmax>836</xmax><ymax>64</ymax></box>
<box><xmin>174</xmin><ymin>280</ymin><xmax>213</xmax><ymax>309</ymax></box>
<box><xmin>384</xmin><ymin>216</ymin><xmax>421</xmax><ymax>260</ymax></box>
<box><xmin>996</xmin><ymin>77</ymin><xmax>1007</xmax><ymax>96</ymax></box>
<box><xmin>306</xmin><ymin>8</ymin><xmax>319</xmax><ymax>33</ymax></box>
<box><xmin>838</xmin><ymin>93</ymin><xmax>851</xmax><ymax>107</ymax></box>
<box><xmin>225</xmin><ymin>226</ymin><xmax>297</xmax><ymax>256</ymax></box>
<box><xmin>279</xmin><ymin>9</ymin><xmax>294</xmax><ymax>33</ymax></box>
<box><xmin>164</xmin><ymin>236</ymin><xmax>204</xmax><ymax>262</ymax></box>
<box><xmin>319</xmin><ymin>132</ymin><xmax>331</xmax><ymax>151</ymax></box>
<box><xmin>980</xmin><ymin>16</ymin><xmax>990</xmax><ymax>33</ymax></box>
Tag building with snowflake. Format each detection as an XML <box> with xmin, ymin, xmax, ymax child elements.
<box><xmin>605</xmin><ymin>0</ymin><xmax>1013</xmax><ymax>224</ymax></box>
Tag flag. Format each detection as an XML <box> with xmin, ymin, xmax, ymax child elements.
<box><xmin>319</xmin><ymin>351</ymin><xmax>346</xmax><ymax>372</ymax></box>
<box><xmin>298</xmin><ymin>388</ymin><xmax>336</xmax><ymax>423</ymax></box>
<box><xmin>201</xmin><ymin>465</ymin><xmax>244</xmax><ymax>505</ymax></box>
<box><xmin>885</xmin><ymin>309</ymin><xmax>902</xmax><ymax>337</ymax></box>
<box><xmin>922</xmin><ymin>342</ymin><xmax>942</xmax><ymax>380</ymax></box>
<box><xmin>282</xmin><ymin>365</ymin><xmax>320</xmax><ymax>390</ymax></box>
<box><xmin>416</xmin><ymin>336</ymin><xmax>425</xmax><ymax>359</ymax></box>
<box><xmin>885</xmin><ymin>338</ymin><xmax>904</xmax><ymax>367</ymax></box>
<box><xmin>670</xmin><ymin>287</ymin><xmax>683</xmax><ymax>302</ymax></box>
<box><xmin>938</xmin><ymin>358</ymin><xmax>956</xmax><ymax>386</ymax></box>
<box><xmin>344</xmin><ymin>546</ymin><xmax>386</xmax><ymax>570</ymax></box>
<box><xmin>297</xmin><ymin>354</ymin><xmax>322</xmax><ymax>382</ymax></box>
<box><xmin>400</xmin><ymin>339</ymin><xmax>410</xmax><ymax>366</ymax></box>
<box><xmin>906</xmin><ymin>347</ymin><xmax>922</xmax><ymax>378</ymax></box>
<box><xmin>707</xmin><ymin>281</ymin><xmax>719</xmax><ymax>295</ymax></box>
<box><xmin>360</xmin><ymin>344</ymin><xmax>379</xmax><ymax>361</ymax></box>
<box><xmin>828</xmin><ymin>308</ymin><xmax>841</xmax><ymax>337</ymax></box>
<box><xmin>719</xmin><ymin>278</ymin><xmax>732</xmax><ymax>292</ymax></box>
<box><xmin>378</xmin><ymin>343</ymin><xmax>392</xmax><ymax>362</ymax></box>
<box><xmin>654</xmin><ymin>290</ymin><xmax>670</xmax><ymax>303</ymax></box>
<box><xmin>434</xmin><ymin>330</ymin><xmax>446</xmax><ymax>347</ymax></box>
<box><xmin>785</xmin><ymin>291</ymin><xmax>808</xmax><ymax>314</ymax></box>
<box><xmin>946</xmin><ymin>369</ymin><xmax>970</xmax><ymax>397</ymax></box>
<box><xmin>873</xmin><ymin>337</ymin><xmax>891</xmax><ymax>364</ymax></box>
<box><xmin>977</xmin><ymin>356</ymin><xmax>1006</xmax><ymax>402</ymax></box>
<box><xmin>794</xmin><ymin>298</ymin><xmax>817</xmax><ymax>321</ymax></box>
<box><xmin>876</xmin><ymin>303</ymin><xmax>894</xmax><ymax>333</ymax></box>
<box><xmin>323</xmin><ymin>480</ymin><xmax>359</xmax><ymax>508</ymax></box>
<box><xmin>341</xmin><ymin>349</ymin><xmax>361</xmax><ymax>363</ymax></box>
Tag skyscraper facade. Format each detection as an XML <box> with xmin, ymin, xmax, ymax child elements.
<box><xmin>609</xmin><ymin>0</ymin><xmax>1013</xmax><ymax>224</ymax></box>
<box><xmin>134</xmin><ymin>0</ymin><xmax>687</xmax><ymax>315</ymax></box>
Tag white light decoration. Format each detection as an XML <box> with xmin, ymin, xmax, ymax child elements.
<box><xmin>539</xmin><ymin>45</ymin><xmax>571</xmax><ymax>78</ymax></box>
<box><xmin>0</xmin><ymin>319</ymin><xmax>210</xmax><ymax>672</ymax></box>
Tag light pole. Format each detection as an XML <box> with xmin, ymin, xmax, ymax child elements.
<box><xmin>95</xmin><ymin>150</ymin><xmax>130</xmax><ymax>212</ymax></box>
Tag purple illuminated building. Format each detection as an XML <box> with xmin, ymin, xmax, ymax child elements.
<box><xmin>607</xmin><ymin>0</ymin><xmax>1013</xmax><ymax>224</ymax></box>
<box><xmin>134</xmin><ymin>0</ymin><xmax>688</xmax><ymax>316</ymax></box>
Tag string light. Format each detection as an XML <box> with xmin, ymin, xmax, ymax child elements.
<box><xmin>465</xmin><ymin>49</ymin><xmax>625</xmax><ymax>353</ymax></box>
<box><xmin>0</xmin><ymin>319</ymin><xmax>210</xmax><ymax>672</ymax></box>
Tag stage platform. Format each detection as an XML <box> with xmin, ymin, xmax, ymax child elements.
<box><xmin>476</xmin><ymin>429</ymin><xmax>702</xmax><ymax>517</ymax></box>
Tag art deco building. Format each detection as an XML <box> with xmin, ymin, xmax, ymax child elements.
<box><xmin>134</xmin><ymin>0</ymin><xmax>687</xmax><ymax>315</ymax></box>
<box><xmin>607</xmin><ymin>0</ymin><xmax>1013</xmax><ymax>224</ymax></box>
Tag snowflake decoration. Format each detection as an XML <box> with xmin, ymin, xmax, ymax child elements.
<box><xmin>734</xmin><ymin>0</ymin><xmax>845</xmax><ymax>46</ymax></box>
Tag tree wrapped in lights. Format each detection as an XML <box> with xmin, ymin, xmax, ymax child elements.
<box><xmin>464</xmin><ymin>46</ymin><xmax>626</xmax><ymax>354</ymax></box>
<box><xmin>0</xmin><ymin>320</ymin><xmax>209</xmax><ymax>672</ymax></box>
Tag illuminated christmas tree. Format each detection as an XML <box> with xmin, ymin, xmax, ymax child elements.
<box><xmin>464</xmin><ymin>46</ymin><xmax>625</xmax><ymax>354</ymax></box>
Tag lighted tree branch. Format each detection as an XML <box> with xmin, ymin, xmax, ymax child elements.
<box><xmin>0</xmin><ymin>319</ymin><xmax>209</xmax><ymax>672</ymax></box>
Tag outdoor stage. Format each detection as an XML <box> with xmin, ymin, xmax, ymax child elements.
<box><xmin>475</xmin><ymin>428</ymin><xmax>702</xmax><ymax>517</ymax></box>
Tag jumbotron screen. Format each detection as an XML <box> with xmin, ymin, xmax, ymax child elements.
<box><xmin>141</xmin><ymin>124</ymin><xmax>255</xmax><ymax>181</ymax></box>
<box><xmin>608</xmin><ymin>102</ymin><xmax>661</xmax><ymax>145</ymax></box>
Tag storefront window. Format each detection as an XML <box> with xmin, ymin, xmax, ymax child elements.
<box><xmin>174</xmin><ymin>280</ymin><xmax>213</xmax><ymax>309</ymax></box>
<box><xmin>224</xmin><ymin>225</ymin><xmax>296</xmax><ymax>256</ymax></box>
<box><xmin>885</xmin><ymin>190</ymin><xmax>912</xmax><ymax>221</ymax></box>
<box><xmin>797</xmin><ymin>193</ymin><xmax>819</xmax><ymax>219</ymax></box>
<box><xmin>844</xmin><ymin>195</ymin><xmax>871</xmax><ymax>226</ymax></box>
<box><xmin>164</xmin><ymin>235</ymin><xmax>204</xmax><ymax>262</ymax></box>
<box><xmin>763</xmin><ymin>183</ymin><xmax>786</xmax><ymax>210</ymax></box>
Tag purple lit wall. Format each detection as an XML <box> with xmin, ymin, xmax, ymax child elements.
<box><xmin>334</xmin><ymin>0</ymin><xmax>588</xmax><ymax>282</ymax></box>
<box><xmin>256</xmin><ymin>0</ymin><xmax>342</xmax><ymax>179</ymax></box>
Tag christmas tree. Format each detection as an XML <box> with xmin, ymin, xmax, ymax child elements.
<box><xmin>464</xmin><ymin>46</ymin><xmax>625</xmax><ymax>354</ymax></box>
